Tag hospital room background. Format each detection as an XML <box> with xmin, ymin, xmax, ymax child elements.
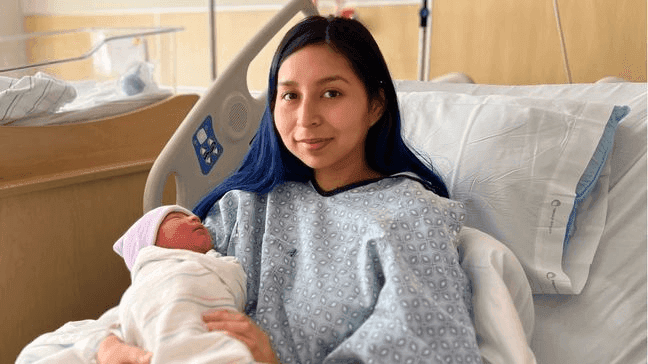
<box><xmin>1</xmin><ymin>0</ymin><xmax>646</xmax><ymax>363</ymax></box>
<box><xmin>2</xmin><ymin>0</ymin><xmax>645</xmax><ymax>91</ymax></box>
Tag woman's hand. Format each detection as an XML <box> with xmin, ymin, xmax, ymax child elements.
<box><xmin>202</xmin><ymin>310</ymin><xmax>280</xmax><ymax>364</ymax></box>
<box><xmin>97</xmin><ymin>334</ymin><xmax>153</xmax><ymax>364</ymax></box>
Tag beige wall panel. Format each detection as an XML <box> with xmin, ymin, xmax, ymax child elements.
<box><xmin>18</xmin><ymin>30</ymin><xmax>96</xmax><ymax>80</ymax></box>
<box><xmin>355</xmin><ymin>5</ymin><xmax>420</xmax><ymax>81</ymax></box>
<box><xmin>560</xmin><ymin>0</ymin><xmax>647</xmax><ymax>83</ymax></box>
<box><xmin>429</xmin><ymin>0</ymin><xmax>567</xmax><ymax>85</ymax></box>
<box><xmin>21</xmin><ymin>1</ymin><xmax>647</xmax><ymax>87</ymax></box>
<box><xmin>213</xmin><ymin>6</ymin><xmax>420</xmax><ymax>90</ymax></box>
<box><xmin>24</xmin><ymin>14</ymin><xmax>155</xmax><ymax>32</ymax></box>
<box><xmin>23</xmin><ymin>14</ymin><xmax>183</xmax><ymax>84</ymax></box>
<box><xmin>160</xmin><ymin>12</ymin><xmax>212</xmax><ymax>88</ymax></box>
<box><xmin>1</xmin><ymin>0</ymin><xmax>24</xmax><ymax>36</ymax></box>
<box><xmin>160</xmin><ymin>10</ymin><xmax>304</xmax><ymax>91</ymax></box>
<box><xmin>0</xmin><ymin>0</ymin><xmax>27</xmax><ymax>78</ymax></box>
<box><xmin>215</xmin><ymin>9</ymin><xmax>303</xmax><ymax>92</ymax></box>
<box><xmin>23</xmin><ymin>15</ymin><xmax>157</xmax><ymax>81</ymax></box>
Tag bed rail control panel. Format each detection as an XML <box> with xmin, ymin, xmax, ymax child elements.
<box><xmin>193</xmin><ymin>115</ymin><xmax>224</xmax><ymax>175</ymax></box>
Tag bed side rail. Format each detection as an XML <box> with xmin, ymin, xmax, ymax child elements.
<box><xmin>144</xmin><ymin>0</ymin><xmax>318</xmax><ymax>212</ymax></box>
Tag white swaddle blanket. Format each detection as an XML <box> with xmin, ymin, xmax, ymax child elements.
<box><xmin>120</xmin><ymin>246</ymin><xmax>254</xmax><ymax>364</ymax></box>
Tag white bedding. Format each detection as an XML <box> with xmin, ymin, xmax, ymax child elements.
<box><xmin>396</xmin><ymin>80</ymin><xmax>647</xmax><ymax>364</ymax></box>
<box><xmin>531</xmin><ymin>94</ymin><xmax>647</xmax><ymax>364</ymax></box>
<box><xmin>398</xmin><ymin>89</ymin><xmax>626</xmax><ymax>294</ymax></box>
<box><xmin>11</xmin><ymin>87</ymin><xmax>172</xmax><ymax>126</ymax></box>
<box><xmin>459</xmin><ymin>227</ymin><xmax>536</xmax><ymax>364</ymax></box>
<box><xmin>0</xmin><ymin>67</ymin><xmax>172</xmax><ymax>126</ymax></box>
<box><xmin>0</xmin><ymin>72</ymin><xmax>77</xmax><ymax>125</ymax></box>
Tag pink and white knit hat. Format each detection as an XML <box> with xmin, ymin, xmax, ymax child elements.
<box><xmin>113</xmin><ymin>205</ymin><xmax>195</xmax><ymax>271</ymax></box>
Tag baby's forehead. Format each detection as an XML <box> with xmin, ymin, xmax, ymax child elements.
<box><xmin>159</xmin><ymin>211</ymin><xmax>188</xmax><ymax>223</ymax></box>
<box><xmin>165</xmin><ymin>211</ymin><xmax>190</xmax><ymax>218</ymax></box>
<box><xmin>156</xmin><ymin>212</ymin><xmax>190</xmax><ymax>237</ymax></box>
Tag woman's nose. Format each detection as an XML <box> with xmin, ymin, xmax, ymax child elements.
<box><xmin>296</xmin><ymin>97</ymin><xmax>320</xmax><ymax>127</ymax></box>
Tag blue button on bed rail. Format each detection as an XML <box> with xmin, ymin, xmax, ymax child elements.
<box><xmin>192</xmin><ymin>115</ymin><xmax>224</xmax><ymax>175</ymax></box>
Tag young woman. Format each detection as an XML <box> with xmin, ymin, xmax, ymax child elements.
<box><xmin>195</xmin><ymin>15</ymin><xmax>481</xmax><ymax>364</ymax></box>
<box><xmin>88</xmin><ymin>15</ymin><xmax>480</xmax><ymax>364</ymax></box>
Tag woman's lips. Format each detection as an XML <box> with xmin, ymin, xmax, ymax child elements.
<box><xmin>300</xmin><ymin>138</ymin><xmax>332</xmax><ymax>150</ymax></box>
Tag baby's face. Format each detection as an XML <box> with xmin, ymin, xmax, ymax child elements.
<box><xmin>155</xmin><ymin>212</ymin><xmax>213</xmax><ymax>254</ymax></box>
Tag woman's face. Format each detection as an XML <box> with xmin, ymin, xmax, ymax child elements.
<box><xmin>274</xmin><ymin>44</ymin><xmax>384</xmax><ymax>191</ymax></box>
<box><xmin>156</xmin><ymin>212</ymin><xmax>212</xmax><ymax>253</ymax></box>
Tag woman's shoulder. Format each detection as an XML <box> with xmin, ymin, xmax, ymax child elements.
<box><xmin>203</xmin><ymin>189</ymin><xmax>265</xmax><ymax>220</ymax></box>
<box><xmin>388</xmin><ymin>172</ymin><xmax>445</xmax><ymax>192</ymax></box>
<box><xmin>357</xmin><ymin>173</ymin><xmax>465</xmax><ymax>212</ymax></box>
<box><xmin>213</xmin><ymin>181</ymin><xmax>315</xmax><ymax>209</ymax></box>
<box><xmin>389</xmin><ymin>172</ymin><xmax>464</xmax><ymax>206</ymax></box>
<box><xmin>359</xmin><ymin>172</ymin><xmax>447</xmax><ymax>196</ymax></box>
<box><xmin>220</xmin><ymin>188</ymin><xmax>267</xmax><ymax>202</ymax></box>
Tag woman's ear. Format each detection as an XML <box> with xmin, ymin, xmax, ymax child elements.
<box><xmin>369</xmin><ymin>89</ymin><xmax>386</xmax><ymax>126</ymax></box>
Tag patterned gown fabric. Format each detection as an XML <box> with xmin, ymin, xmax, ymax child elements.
<box><xmin>204</xmin><ymin>173</ymin><xmax>482</xmax><ymax>364</ymax></box>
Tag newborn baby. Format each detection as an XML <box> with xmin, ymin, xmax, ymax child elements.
<box><xmin>111</xmin><ymin>205</ymin><xmax>254</xmax><ymax>364</ymax></box>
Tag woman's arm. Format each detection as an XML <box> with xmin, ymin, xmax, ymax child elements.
<box><xmin>97</xmin><ymin>335</ymin><xmax>152</xmax><ymax>364</ymax></box>
<box><xmin>321</xmin><ymin>238</ymin><xmax>482</xmax><ymax>363</ymax></box>
<box><xmin>202</xmin><ymin>310</ymin><xmax>279</xmax><ymax>364</ymax></box>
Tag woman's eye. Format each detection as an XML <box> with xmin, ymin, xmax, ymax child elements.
<box><xmin>323</xmin><ymin>90</ymin><xmax>341</xmax><ymax>98</ymax></box>
<box><xmin>281</xmin><ymin>92</ymin><xmax>297</xmax><ymax>101</ymax></box>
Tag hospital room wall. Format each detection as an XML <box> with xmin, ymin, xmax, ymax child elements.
<box><xmin>1</xmin><ymin>0</ymin><xmax>27</xmax><ymax>67</ymax></box>
<box><xmin>1</xmin><ymin>0</ymin><xmax>24</xmax><ymax>36</ymax></box>
<box><xmin>20</xmin><ymin>0</ymin><xmax>647</xmax><ymax>89</ymax></box>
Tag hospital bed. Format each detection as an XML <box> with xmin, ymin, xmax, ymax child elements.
<box><xmin>144</xmin><ymin>0</ymin><xmax>647</xmax><ymax>363</ymax></box>
<box><xmin>11</xmin><ymin>0</ymin><xmax>647</xmax><ymax>363</ymax></box>
<box><xmin>1</xmin><ymin>28</ymin><xmax>198</xmax><ymax>363</ymax></box>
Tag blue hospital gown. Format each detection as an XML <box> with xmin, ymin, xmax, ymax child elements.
<box><xmin>204</xmin><ymin>173</ymin><xmax>482</xmax><ymax>364</ymax></box>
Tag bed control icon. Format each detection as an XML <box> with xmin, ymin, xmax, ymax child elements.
<box><xmin>193</xmin><ymin>115</ymin><xmax>224</xmax><ymax>175</ymax></box>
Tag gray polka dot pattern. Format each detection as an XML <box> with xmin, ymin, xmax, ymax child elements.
<box><xmin>205</xmin><ymin>174</ymin><xmax>482</xmax><ymax>364</ymax></box>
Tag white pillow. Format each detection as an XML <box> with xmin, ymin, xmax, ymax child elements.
<box><xmin>398</xmin><ymin>90</ymin><xmax>629</xmax><ymax>294</ymax></box>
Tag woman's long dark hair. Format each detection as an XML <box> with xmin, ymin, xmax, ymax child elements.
<box><xmin>193</xmin><ymin>15</ymin><xmax>448</xmax><ymax>219</ymax></box>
